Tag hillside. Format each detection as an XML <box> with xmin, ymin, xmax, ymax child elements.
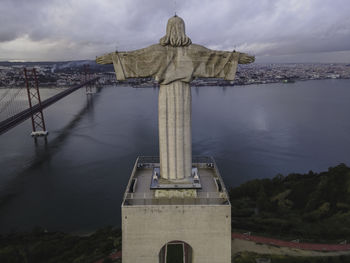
<box><xmin>0</xmin><ymin>227</ymin><xmax>121</xmax><ymax>263</ymax></box>
<box><xmin>229</xmin><ymin>163</ymin><xmax>350</xmax><ymax>241</ymax></box>
<box><xmin>1</xmin><ymin>164</ymin><xmax>350</xmax><ymax>262</ymax></box>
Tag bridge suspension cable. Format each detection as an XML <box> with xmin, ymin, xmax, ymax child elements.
<box><xmin>0</xmin><ymin>85</ymin><xmax>27</xmax><ymax>121</ymax></box>
<box><xmin>0</xmin><ymin>77</ymin><xmax>99</xmax><ymax>136</ymax></box>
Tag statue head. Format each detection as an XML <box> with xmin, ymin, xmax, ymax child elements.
<box><xmin>160</xmin><ymin>15</ymin><xmax>192</xmax><ymax>47</ymax></box>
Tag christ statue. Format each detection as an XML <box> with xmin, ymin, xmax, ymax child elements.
<box><xmin>96</xmin><ymin>15</ymin><xmax>254</xmax><ymax>182</ymax></box>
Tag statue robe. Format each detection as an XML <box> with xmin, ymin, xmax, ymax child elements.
<box><xmin>111</xmin><ymin>44</ymin><xmax>240</xmax><ymax>181</ymax></box>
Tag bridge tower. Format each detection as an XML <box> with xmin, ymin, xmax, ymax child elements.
<box><xmin>24</xmin><ymin>68</ymin><xmax>48</xmax><ymax>139</ymax></box>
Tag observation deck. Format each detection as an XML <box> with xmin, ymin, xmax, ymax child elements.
<box><xmin>122</xmin><ymin>156</ymin><xmax>230</xmax><ymax>206</ymax></box>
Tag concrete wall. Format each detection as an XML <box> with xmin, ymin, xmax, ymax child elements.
<box><xmin>122</xmin><ymin>204</ymin><xmax>231</xmax><ymax>263</ymax></box>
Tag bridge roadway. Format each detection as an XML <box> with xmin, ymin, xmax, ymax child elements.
<box><xmin>0</xmin><ymin>77</ymin><xmax>99</xmax><ymax>135</ymax></box>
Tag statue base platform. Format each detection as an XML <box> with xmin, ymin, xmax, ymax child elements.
<box><xmin>122</xmin><ymin>156</ymin><xmax>231</xmax><ymax>263</ymax></box>
<box><xmin>150</xmin><ymin>167</ymin><xmax>201</xmax><ymax>189</ymax></box>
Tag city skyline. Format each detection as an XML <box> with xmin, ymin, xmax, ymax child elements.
<box><xmin>0</xmin><ymin>0</ymin><xmax>350</xmax><ymax>63</ymax></box>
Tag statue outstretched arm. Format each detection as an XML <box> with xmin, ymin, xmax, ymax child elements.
<box><xmin>96</xmin><ymin>52</ymin><xmax>114</xmax><ymax>64</ymax></box>
<box><xmin>238</xmin><ymin>52</ymin><xmax>255</xmax><ymax>64</ymax></box>
<box><xmin>191</xmin><ymin>45</ymin><xmax>254</xmax><ymax>80</ymax></box>
<box><xmin>95</xmin><ymin>46</ymin><xmax>162</xmax><ymax>80</ymax></box>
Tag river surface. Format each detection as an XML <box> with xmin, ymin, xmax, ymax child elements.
<box><xmin>0</xmin><ymin>79</ymin><xmax>349</xmax><ymax>233</ymax></box>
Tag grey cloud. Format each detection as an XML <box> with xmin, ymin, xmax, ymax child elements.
<box><xmin>0</xmin><ymin>0</ymin><xmax>350</xmax><ymax>62</ymax></box>
<box><xmin>0</xmin><ymin>0</ymin><xmax>51</xmax><ymax>41</ymax></box>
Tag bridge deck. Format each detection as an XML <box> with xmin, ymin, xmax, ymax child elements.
<box><xmin>0</xmin><ymin>78</ymin><xmax>99</xmax><ymax>135</ymax></box>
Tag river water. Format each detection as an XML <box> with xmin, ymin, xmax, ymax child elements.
<box><xmin>0</xmin><ymin>79</ymin><xmax>349</xmax><ymax>233</ymax></box>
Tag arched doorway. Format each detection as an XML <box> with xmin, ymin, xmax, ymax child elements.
<box><xmin>159</xmin><ymin>240</ymin><xmax>192</xmax><ymax>263</ymax></box>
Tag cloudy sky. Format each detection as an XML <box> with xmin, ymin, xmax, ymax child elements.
<box><xmin>0</xmin><ymin>0</ymin><xmax>350</xmax><ymax>63</ymax></box>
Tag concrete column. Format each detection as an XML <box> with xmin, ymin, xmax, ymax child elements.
<box><xmin>175</xmin><ymin>85</ymin><xmax>184</xmax><ymax>179</ymax></box>
<box><xmin>183</xmin><ymin>83</ymin><xmax>192</xmax><ymax>177</ymax></box>
<box><xmin>159</xmin><ymin>82</ymin><xmax>192</xmax><ymax>180</ymax></box>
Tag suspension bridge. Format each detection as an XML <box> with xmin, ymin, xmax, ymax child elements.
<box><xmin>0</xmin><ymin>66</ymin><xmax>111</xmax><ymax>138</ymax></box>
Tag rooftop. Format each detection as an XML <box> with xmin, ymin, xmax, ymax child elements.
<box><xmin>122</xmin><ymin>156</ymin><xmax>230</xmax><ymax>206</ymax></box>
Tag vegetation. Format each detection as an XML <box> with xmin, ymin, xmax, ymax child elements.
<box><xmin>0</xmin><ymin>226</ymin><xmax>121</xmax><ymax>263</ymax></box>
<box><xmin>229</xmin><ymin>163</ymin><xmax>350</xmax><ymax>241</ymax></box>
<box><xmin>1</xmin><ymin>164</ymin><xmax>350</xmax><ymax>262</ymax></box>
<box><xmin>232</xmin><ymin>252</ymin><xmax>350</xmax><ymax>263</ymax></box>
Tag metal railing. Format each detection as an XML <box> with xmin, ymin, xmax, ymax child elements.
<box><xmin>123</xmin><ymin>191</ymin><xmax>229</xmax><ymax>206</ymax></box>
<box><xmin>137</xmin><ymin>156</ymin><xmax>214</xmax><ymax>164</ymax></box>
<box><xmin>122</xmin><ymin>155</ymin><xmax>231</xmax><ymax>206</ymax></box>
<box><xmin>137</xmin><ymin>156</ymin><xmax>159</xmax><ymax>164</ymax></box>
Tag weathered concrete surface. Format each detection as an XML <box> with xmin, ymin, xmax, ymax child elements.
<box><xmin>97</xmin><ymin>43</ymin><xmax>248</xmax><ymax>85</ymax></box>
<box><xmin>122</xmin><ymin>158</ymin><xmax>231</xmax><ymax>262</ymax></box>
<box><xmin>159</xmin><ymin>81</ymin><xmax>192</xmax><ymax>180</ymax></box>
<box><xmin>96</xmin><ymin>16</ymin><xmax>254</xmax><ymax>181</ymax></box>
<box><xmin>154</xmin><ymin>189</ymin><xmax>197</xmax><ymax>198</ymax></box>
<box><xmin>122</xmin><ymin>205</ymin><xmax>231</xmax><ymax>263</ymax></box>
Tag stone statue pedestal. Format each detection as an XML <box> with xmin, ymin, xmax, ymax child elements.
<box><xmin>122</xmin><ymin>156</ymin><xmax>231</xmax><ymax>263</ymax></box>
<box><xmin>150</xmin><ymin>167</ymin><xmax>202</xmax><ymax>189</ymax></box>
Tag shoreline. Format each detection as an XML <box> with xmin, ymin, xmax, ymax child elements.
<box><xmin>1</xmin><ymin>76</ymin><xmax>349</xmax><ymax>89</ymax></box>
